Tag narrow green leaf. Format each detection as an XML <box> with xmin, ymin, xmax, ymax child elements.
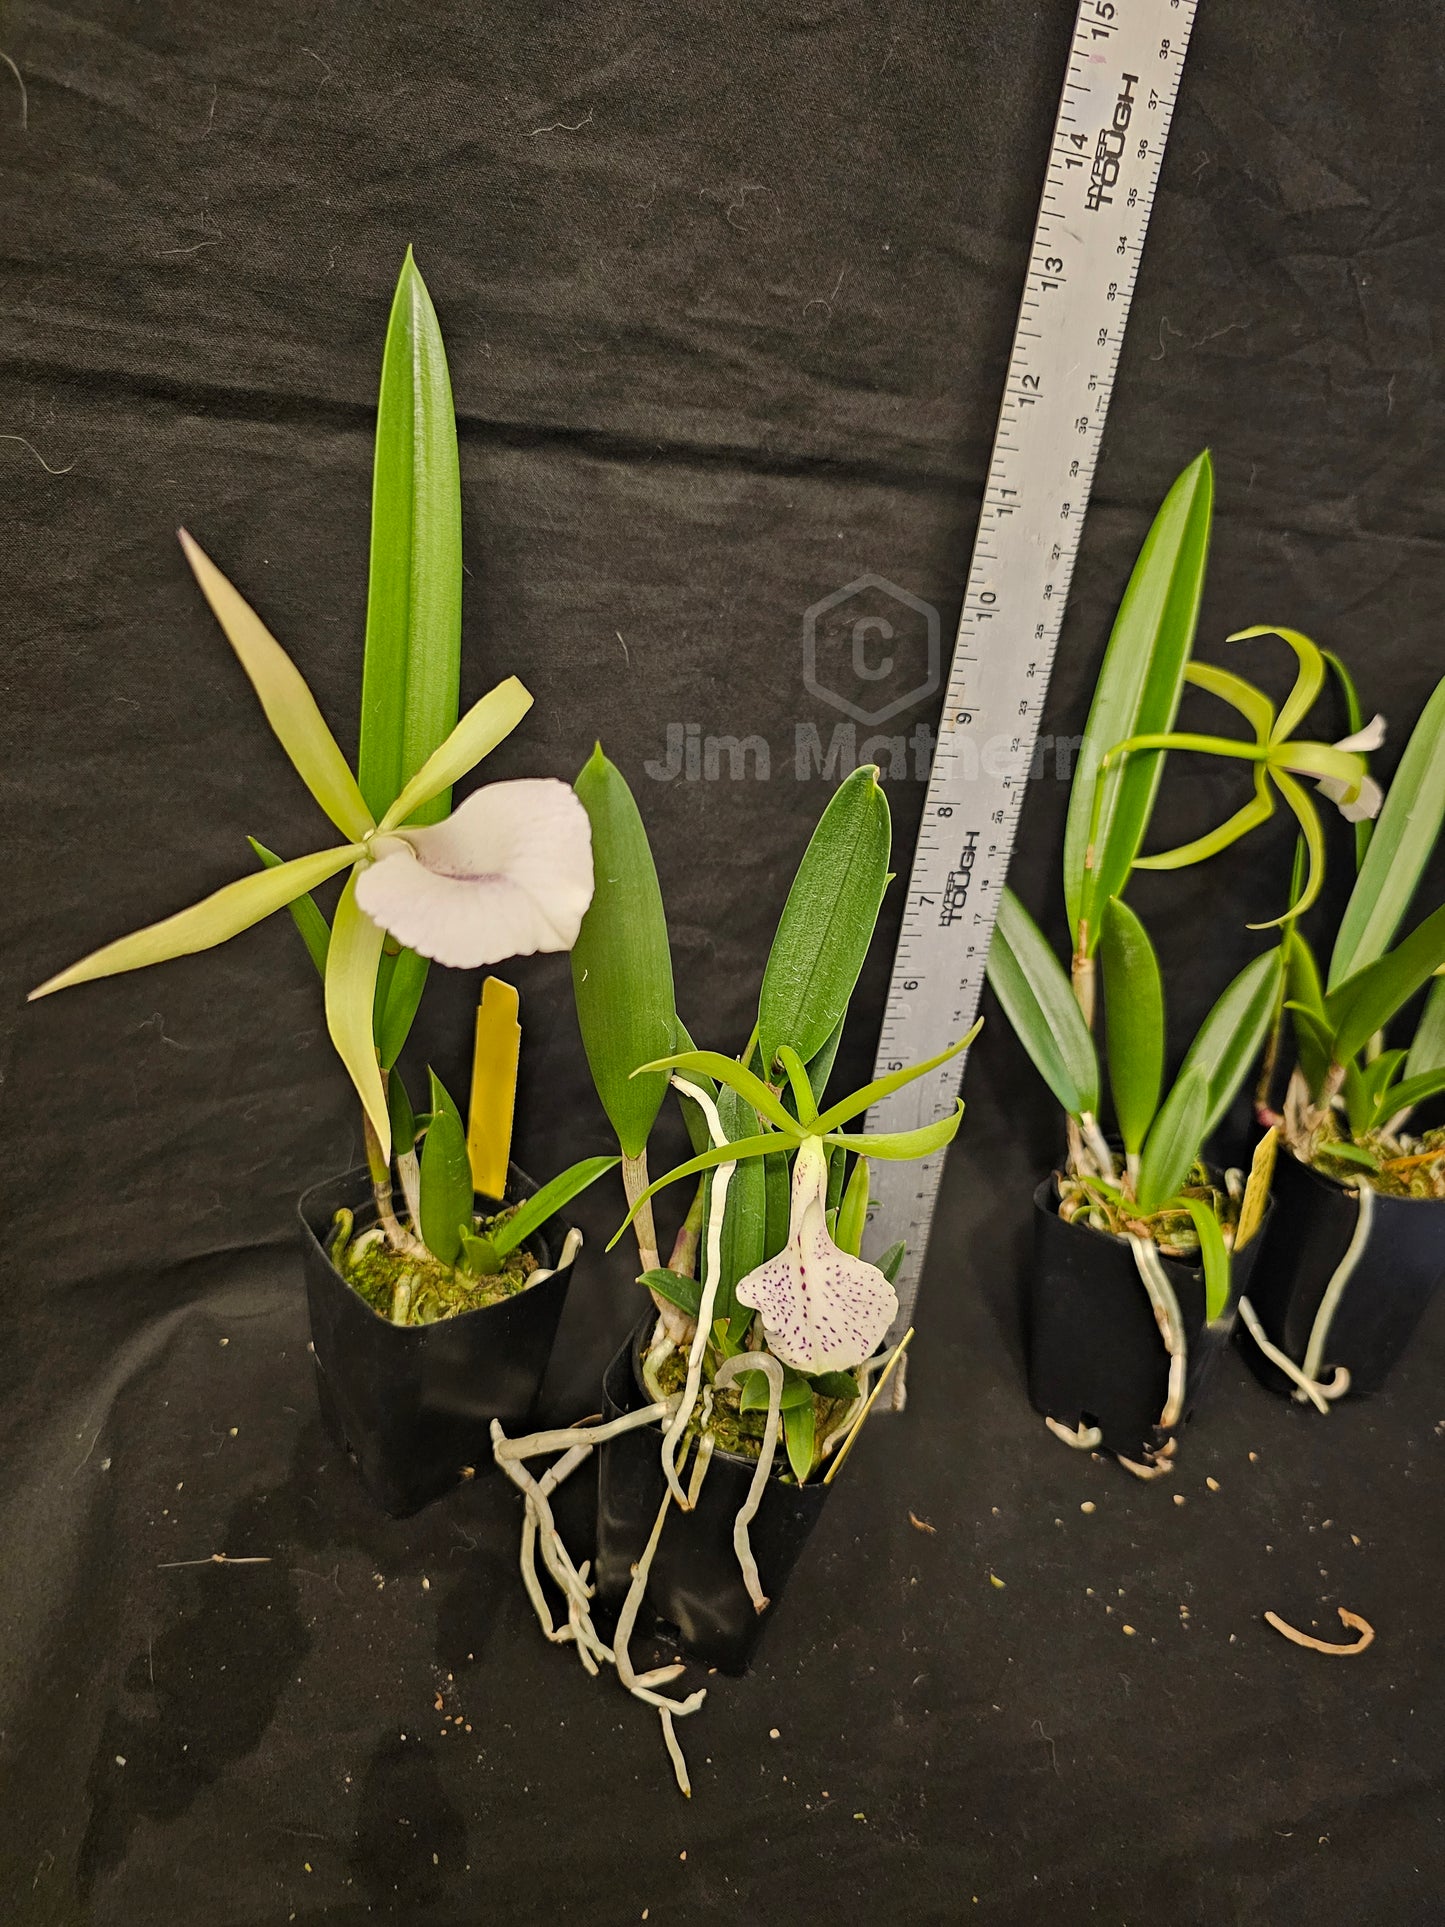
<box><xmin>376</xmin><ymin>677</ymin><xmax>533</xmax><ymax>831</ymax></box>
<box><xmin>1406</xmin><ymin>975</ymin><xmax>1445</xmax><ymax>1080</ymax></box>
<box><xmin>457</xmin><ymin>1228</ymin><xmax>501</xmax><ymax>1276</ymax></box>
<box><xmin>489</xmin><ymin>1154</ymin><xmax>621</xmax><ymax>1257</ymax></box>
<box><xmin>1179</xmin><ymin>1196</ymin><xmax>1231</xmax><ymax>1322</ymax></box>
<box><xmin>31</xmin><ymin>844</ymin><xmax>362</xmax><ymax>1001</ymax></box>
<box><xmin>637</xmin><ymin>1268</ymin><xmax>703</xmax><ymax>1320</ymax></box>
<box><xmin>738</xmin><ymin>1366</ymin><xmax>812</xmax><ymax>1413</ymax></box>
<box><xmin>1064</xmin><ymin>451</ymin><xmax>1214</xmax><ymax>952</ymax></box>
<box><xmin>419</xmin><ymin>1068</ymin><xmax>472</xmax><ymax>1266</ymax></box>
<box><xmin>1175</xmin><ymin>947</ymin><xmax>1283</xmax><ymax>1139</ymax></box>
<box><xmin>986</xmin><ymin>888</ymin><xmax>1099</xmax><ymax>1118</ymax></box>
<box><xmin>376</xmin><ymin>947</ymin><xmax>431</xmax><ymax>1069</ymax></box>
<box><xmin>822</xmin><ymin>1103</ymin><xmax>965</xmax><ymax>1159</ymax></box>
<box><xmin>1136</xmin><ymin>1064</ymin><xmax>1208</xmax><ymax>1215</ymax></box>
<box><xmin>807</xmin><ymin>1370</ymin><xmax>860</xmax><ymax>1400</ymax></box>
<box><xmin>1284</xmin><ymin>928</ymin><xmax>1332</xmax><ymax>1094</ymax></box>
<box><xmin>1329</xmin><ymin>904</ymin><xmax>1445</xmax><ymax>1065</ymax></box>
<box><xmin>835</xmin><ymin>1156</ymin><xmax>869</xmax><ymax>1256</ymax></box>
<box><xmin>248</xmin><ymin>836</ymin><xmax>331</xmax><ymax>977</ymax></box>
<box><xmin>324</xmin><ymin>868</ymin><xmax>391</xmax><ymax>1158</ymax></box>
<box><xmin>1099</xmin><ymin>896</ymin><xmax>1164</xmax><ymax>1156</ymax></box>
<box><xmin>713</xmin><ymin>1085</ymin><xmax>767</xmax><ymax>1350</ymax></box>
<box><xmin>179</xmin><ymin>532</ymin><xmax>374</xmax><ymax>842</ymax></box>
<box><xmin>877</xmin><ymin>1240</ymin><xmax>906</xmax><ymax>1285</ymax></box>
<box><xmin>1286</xmin><ymin>1001</ymin><xmax>1337</xmax><ymax>1097</ymax></box>
<box><xmin>783</xmin><ymin>1400</ymin><xmax>816</xmax><ymax>1482</ymax></box>
<box><xmin>571</xmin><ymin>746</ymin><xmax>677</xmax><ymax>1158</ymax></box>
<box><xmin>1329</xmin><ymin>676</ymin><xmax>1445</xmax><ymax>988</ymax></box>
<box><xmin>387</xmin><ymin>1069</ymin><xmax>417</xmax><ymax>1157</ymax></box>
<box><xmin>1381</xmin><ymin>1063</ymin><xmax>1445</xmax><ymax>1121</ymax></box>
<box><xmin>358</xmin><ymin>250</ymin><xmax>463</xmax><ymax>827</ymax></box>
<box><xmin>1316</xmin><ymin>1138</ymin><xmax>1381</xmax><ymax>1171</ymax></box>
<box><xmin>1341</xmin><ymin>1058</ymin><xmax>1375</xmax><ymax>1139</ymax></box>
<box><xmin>758</xmin><ymin>765</ymin><xmax>891</xmax><ymax>1070</ymax></box>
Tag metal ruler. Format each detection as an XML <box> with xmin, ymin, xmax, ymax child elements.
<box><xmin>864</xmin><ymin>0</ymin><xmax>1199</xmax><ymax>1347</ymax></box>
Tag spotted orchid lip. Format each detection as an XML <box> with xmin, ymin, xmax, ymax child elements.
<box><xmin>735</xmin><ymin>1137</ymin><xmax>898</xmax><ymax>1375</ymax></box>
<box><xmin>354</xmin><ymin>778</ymin><xmax>595</xmax><ymax>968</ymax></box>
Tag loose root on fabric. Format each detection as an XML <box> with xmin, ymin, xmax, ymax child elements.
<box><xmin>1264</xmin><ymin>1606</ymin><xmax>1375</xmax><ymax>1655</ymax></box>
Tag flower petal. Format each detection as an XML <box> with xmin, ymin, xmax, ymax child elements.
<box><xmin>734</xmin><ymin>1139</ymin><xmax>898</xmax><ymax>1373</ymax></box>
<box><xmin>354</xmin><ymin>778</ymin><xmax>594</xmax><ymax>968</ymax></box>
<box><xmin>1334</xmin><ymin>713</ymin><xmax>1386</xmax><ymax>755</ymax></box>
<box><xmin>1315</xmin><ymin>772</ymin><xmax>1384</xmax><ymax>822</ymax></box>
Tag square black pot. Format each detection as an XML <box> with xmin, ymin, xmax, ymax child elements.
<box><xmin>1236</xmin><ymin>1150</ymin><xmax>1445</xmax><ymax>1398</ymax></box>
<box><xmin>593</xmin><ymin>1316</ymin><xmax>831</xmax><ymax>1675</ymax></box>
<box><xmin>1028</xmin><ymin>1175</ymin><xmax>1266</xmax><ymax>1463</ymax></box>
<box><xmin>298</xmin><ymin>1162</ymin><xmax>577</xmax><ymax>1518</ymax></box>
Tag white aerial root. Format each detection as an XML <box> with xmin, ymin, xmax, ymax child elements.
<box><xmin>1235</xmin><ymin>1298</ymin><xmax>1348</xmax><ymax>1413</ymax></box>
<box><xmin>1264</xmin><ymin>1605</ymin><xmax>1375</xmax><ymax>1655</ymax></box>
<box><xmin>1126</xmin><ymin>1233</ymin><xmax>1188</xmax><ymax>1475</ymax></box>
<box><xmin>713</xmin><ymin>1353</ymin><xmax>784</xmax><ymax>1613</ymax></box>
<box><xmin>657</xmin><ymin>1076</ymin><xmax>737</xmax><ymax>1510</ymax></box>
<box><xmin>492</xmin><ymin>1403</ymin><xmax>710</xmax><ymax>1798</ymax></box>
<box><xmin>1299</xmin><ymin>1184</ymin><xmax>1373</xmax><ymax>1395</ymax></box>
<box><xmin>1045</xmin><ymin>1416</ymin><xmax>1103</xmax><ymax>1451</ymax></box>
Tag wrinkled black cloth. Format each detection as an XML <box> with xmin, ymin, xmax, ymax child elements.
<box><xmin>2</xmin><ymin>1</ymin><xmax>1442</xmax><ymax>1921</ymax></box>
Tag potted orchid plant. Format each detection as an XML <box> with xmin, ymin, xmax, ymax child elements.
<box><xmin>985</xmin><ymin>454</ymin><xmax>1384</xmax><ymax>1477</ymax></box>
<box><xmin>29</xmin><ymin>253</ymin><xmax>617</xmax><ymax>1515</ymax></box>
<box><xmin>488</xmin><ymin>755</ymin><xmax>973</xmax><ymax>1795</ymax></box>
<box><xmin>1237</xmin><ymin>670</ymin><xmax>1445</xmax><ymax>1406</ymax></box>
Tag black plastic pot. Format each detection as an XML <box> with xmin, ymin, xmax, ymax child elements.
<box><xmin>298</xmin><ymin>1163</ymin><xmax>577</xmax><ymax>1518</ymax></box>
<box><xmin>1236</xmin><ymin>1151</ymin><xmax>1445</xmax><ymax>1399</ymax></box>
<box><xmin>1028</xmin><ymin>1176</ymin><xmax>1267</xmax><ymax>1463</ymax></box>
<box><xmin>593</xmin><ymin>1317</ymin><xmax>831</xmax><ymax>1674</ymax></box>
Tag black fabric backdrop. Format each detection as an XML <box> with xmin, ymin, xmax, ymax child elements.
<box><xmin>2</xmin><ymin>1</ymin><xmax>1443</xmax><ymax>1921</ymax></box>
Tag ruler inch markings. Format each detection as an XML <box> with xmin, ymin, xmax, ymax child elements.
<box><xmin>864</xmin><ymin>0</ymin><xmax>1199</xmax><ymax>1353</ymax></box>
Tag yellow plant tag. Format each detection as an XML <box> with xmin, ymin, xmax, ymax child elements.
<box><xmin>1236</xmin><ymin>1126</ymin><xmax>1278</xmax><ymax>1249</ymax></box>
<box><xmin>467</xmin><ymin>976</ymin><xmax>521</xmax><ymax>1201</ymax></box>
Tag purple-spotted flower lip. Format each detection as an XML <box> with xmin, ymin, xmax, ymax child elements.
<box><xmin>355</xmin><ymin>778</ymin><xmax>594</xmax><ymax>968</ymax></box>
<box><xmin>734</xmin><ymin>1137</ymin><xmax>897</xmax><ymax>1375</ymax></box>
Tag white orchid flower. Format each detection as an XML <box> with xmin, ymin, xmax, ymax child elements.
<box><xmin>30</xmin><ymin>535</ymin><xmax>593</xmax><ymax>1161</ymax></box>
<box><xmin>1314</xmin><ymin>714</ymin><xmax>1385</xmax><ymax>822</ymax></box>
<box><xmin>356</xmin><ymin>779</ymin><xmax>593</xmax><ymax>968</ymax></box>
<box><xmin>735</xmin><ymin>1137</ymin><xmax>898</xmax><ymax>1375</ymax></box>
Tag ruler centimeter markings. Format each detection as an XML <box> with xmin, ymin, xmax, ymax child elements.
<box><xmin>864</xmin><ymin>0</ymin><xmax>1199</xmax><ymax>1356</ymax></box>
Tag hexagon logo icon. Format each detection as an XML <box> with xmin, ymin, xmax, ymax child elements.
<box><xmin>802</xmin><ymin>573</ymin><xmax>941</xmax><ymax>727</ymax></box>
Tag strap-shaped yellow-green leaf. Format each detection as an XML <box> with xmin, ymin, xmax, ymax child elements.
<box><xmin>1180</xmin><ymin>1195</ymin><xmax>1231</xmax><ymax>1322</ymax></box>
<box><xmin>178</xmin><ymin>532</ymin><xmax>374</xmax><ymax>843</ymax></box>
<box><xmin>325</xmin><ymin>869</ymin><xmax>390</xmax><ymax>1158</ymax></box>
<box><xmin>986</xmin><ymin>887</ymin><xmax>1099</xmax><ymax>1119</ymax></box>
<box><xmin>377</xmin><ymin>676</ymin><xmax>533</xmax><ymax>830</ymax></box>
<box><xmin>1329</xmin><ymin>674</ymin><xmax>1445</xmax><ymax>988</ymax></box>
<box><xmin>1174</xmin><ymin>947</ymin><xmax>1282</xmax><ymax>1139</ymax></box>
<box><xmin>30</xmin><ymin>843</ymin><xmax>362</xmax><ymax>999</ymax></box>
<box><xmin>1136</xmin><ymin>1063</ymin><xmax>1207</xmax><ymax>1215</ymax></box>
<box><xmin>1064</xmin><ymin>451</ymin><xmax>1213</xmax><ymax>954</ymax></box>
<box><xmin>358</xmin><ymin>248</ymin><xmax>463</xmax><ymax>828</ymax></box>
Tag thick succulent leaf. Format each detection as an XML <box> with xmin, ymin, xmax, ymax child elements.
<box><xmin>1328</xmin><ymin>903</ymin><xmax>1445</xmax><ymax>1065</ymax></box>
<box><xmin>324</xmin><ymin>869</ymin><xmax>391</xmax><ymax>1157</ymax></box>
<box><xmin>570</xmin><ymin>746</ymin><xmax>677</xmax><ymax>1158</ymax></box>
<box><xmin>1179</xmin><ymin>1196</ymin><xmax>1231</xmax><ymax>1322</ymax></box>
<box><xmin>758</xmin><ymin>765</ymin><xmax>891</xmax><ymax>1069</ymax></box>
<box><xmin>31</xmin><ymin>844</ymin><xmax>361</xmax><ymax>1000</ymax></box>
<box><xmin>1329</xmin><ymin>675</ymin><xmax>1445</xmax><ymax>988</ymax></box>
<box><xmin>419</xmin><ymin>1068</ymin><xmax>472</xmax><ymax>1266</ymax></box>
<box><xmin>248</xmin><ymin>836</ymin><xmax>331</xmax><ymax>977</ymax></box>
<box><xmin>1099</xmin><ymin>896</ymin><xmax>1164</xmax><ymax>1157</ymax></box>
<box><xmin>1174</xmin><ymin>947</ymin><xmax>1283</xmax><ymax>1139</ymax></box>
<box><xmin>377</xmin><ymin>678</ymin><xmax>533</xmax><ymax>832</ymax></box>
<box><xmin>1063</xmin><ymin>451</ymin><xmax>1213</xmax><ymax>952</ymax></box>
<box><xmin>636</xmin><ymin>1268</ymin><xmax>703</xmax><ymax>1320</ymax></box>
<box><xmin>178</xmin><ymin>532</ymin><xmax>374</xmax><ymax>842</ymax></box>
<box><xmin>1405</xmin><ymin>974</ymin><xmax>1445</xmax><ymax>1080</ymax></box>
<box><xmin>986</xmin><ymin>888</ymin><xmax>1099</xmax><ymax>1118</ymax></box>
<box><xmin>783</xmin><ymin>1401</ymin><xmax>817</xmax><ymax>1483</ymax></box>
<box><xmin>489</xmin><ymin>1155</ymin><xmax>620</xmax><ymax>1259</ymax></box>
<box><xmin>1136</xmin><ymin>1063</ymin><xmax>1208</xmax><ymax>1215</ymax></box>
<box><xmin>358</xmin><ymin>249</ymin><xmax>463</xmax><ymax>827</ymax></box>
